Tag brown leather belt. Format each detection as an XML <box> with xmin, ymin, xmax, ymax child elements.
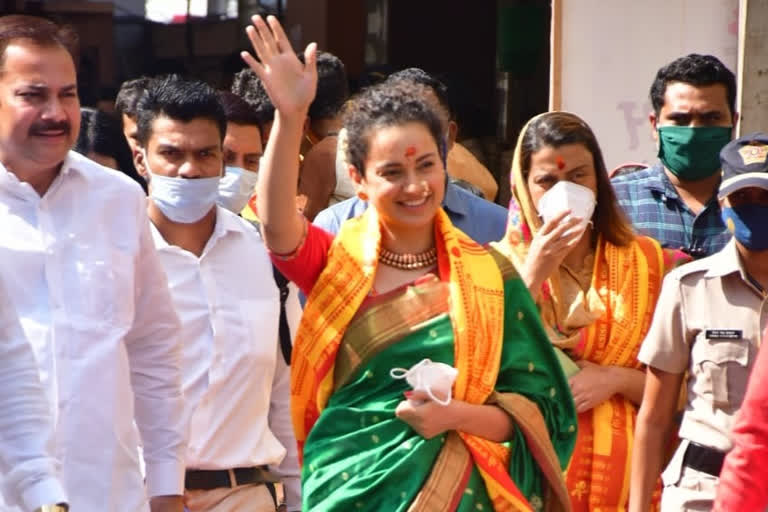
<box><xmin>185</xmin><ymin>466</ymin><xmax>274</xmax><ymax>490</ymax></box>
<box><xmin>682</xmin><ymin>442</ymin><xmax>725</xmax><ymax>477</ymax></box>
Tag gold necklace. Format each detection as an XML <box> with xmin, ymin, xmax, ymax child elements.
<box><xmin>379</xmin><ymin>247</ymin><xmax>437</xmax><ymax>270</ymax></box>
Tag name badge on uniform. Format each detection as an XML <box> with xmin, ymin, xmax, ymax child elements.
<box><xmin>705</xmin><ymin>329</ymin><xmax>743</xmax><ymax>340</ymax></box>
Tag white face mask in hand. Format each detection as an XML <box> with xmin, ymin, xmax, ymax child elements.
<box><xmin>390</xmin><ymin>358</ymin><xmax>458</xmax><ymax>406</ymax></box>
<box><xmin>144</xmin><ymin>150</ymin><xmax>221</xmax><ymax>223</ymax></box>
<box><xmin>217</xmin><ymin>166</ymin><xmax>258</xmax><ymax>214</ymax></box>
<box><xmin>536</xmin><ymin>180</ymin><xmax>596</xmax><ymax>237</ymax></box>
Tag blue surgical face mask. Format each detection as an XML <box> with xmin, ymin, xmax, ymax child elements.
<box><xmin>721</xmin><ymin>203</ymin><xmax>768</xmax><ymax>251</ymax></box>
<box><xmin>144</xmin><ymin>150</ymin><xmax>221</xmax><ymax>224</ymax></box>
<box><xmin>217</xmin><ymin>166</ymin><xmax>259</xmax><ymax>214</ymax></box>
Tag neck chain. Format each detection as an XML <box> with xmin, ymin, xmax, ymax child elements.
<box><xmin>379</xmin><ymin>247</ymin><xmax>437</xmax><ymax>270</ymax></box>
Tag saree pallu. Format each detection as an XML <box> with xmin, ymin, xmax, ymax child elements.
<box><xmin>501</xmin><ymin>112</ymin><xmax>690</xmax><ymax>511</ymax></box>
<box><xmin>502</xmin><ymin>228</ymin><xmax>686</xmax><ymax>512</ymax></box>
<box><xmin>300</xmin><ymin>266</ymin><xmax>575</xmax><ymax>511</ymax></box>
<box><xmin>291</xmin><ymin>208</ymin><xmax>577</xmax><ymax>511</ymax></box>
<box><xmin>558</xmin><ymin>236</ymin><xmax>681</xmax><ymax>512</ymax></box>
<box><xmin>502</xmin><ymin>217</ymin><xmax>689</xmax><ymax>512</ymax></box>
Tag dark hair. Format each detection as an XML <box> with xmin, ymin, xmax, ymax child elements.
<box><xmin>115</xmin><ymin>77</ymin><xmax>153</xmax><ymax>119</ymax></box>
<box><xmin>343</xmin><ymin>81</ymin><xmax>445</xmax><ymax>176</ymax></box>
<box><xmin>231</xmin><ymin>69</ymin><xmax>275</xmax><ymax>129</ymax></box>
<box><xmin>75</xmin><ymin>107</ymin><xmax>147</xmax><ymax>192</ymax></box>
<box><xmin>386</xmin><ymin>68</ymin><xmax>454</xmax><ymax>121</ymax></box>
<box><xmin>135</xmin><ymin>75</ymin><xmax>226</xmax><ymax>147</ymax></box>
<box><xmin>0</xmin><ymin>15</ymin><xmax>78</xmax><ymax>71</ymax></box>
<box><xmin>309</xmin><ymin>51</ymin><xmax>349</xmax><ymax>120</ymax></box>
<box><xmin>520</xmin><ymin>112</ymin><xmax>635</xmax><ymax>247</ymax></box>
<box><xmin>216</xmin><ymin>90</ymin><xmax>261</xmax><ymax>127</ymax></box>
<box><xmin>650</xmin><ymin>54</ymin><xmax>737</xmax><ymax>117</ymax></box>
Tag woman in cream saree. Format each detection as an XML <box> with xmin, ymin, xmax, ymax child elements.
<box><xmin>241</xmin><ymin>16</ymin><xmax>577</xmax><ymax>511</ymax></box>
<box><xmin>497</xmin><ymin>112</ymin><xmax>689</xmax><ymax>511</ymax></box>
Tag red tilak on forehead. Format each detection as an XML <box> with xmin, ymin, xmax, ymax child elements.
<box><xmin>556</xmin><ymin>156</ymin><xmax>566</xmax><ymax>170</ymax></box>
<box><xmin>405</xmin><ymin>146</ymin><xmax>417</xmax><ymax>157</ymax></box>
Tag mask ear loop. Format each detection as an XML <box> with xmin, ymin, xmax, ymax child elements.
<box><xmin>389</xmin><ymin>367</ymin><xmax>410</xmax><ymax>379</ymax></box>
<box><xmin>140</xmin><ymin>148</ymin><xmax>154</xmax><ymax>180</ymax></box>
<box><xmin>424</xmin><ymin>380</ymin><xmax>452</xmax><ymax>406</ymax></box>
<box><xmin>389</xmin><ymin>359</ymin><xmax>452</xmax><ymax>406</ymax></box>
<box><xmin>389</xmin><ymin>358</ymin><xmax>432</xmax><ymax>380</ymax></box>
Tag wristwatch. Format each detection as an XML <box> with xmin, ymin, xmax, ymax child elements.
<box><xmin>34</xmin><ymin>504</ymin><xmax>69</xmax><ymax>512</ymax></box>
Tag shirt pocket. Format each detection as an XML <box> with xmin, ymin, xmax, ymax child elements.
<box><xmin>73</xmin><ymin>249</ymin><xmax>136</xmax><ymax>328</ymax></box>
<box><xmin>236</xmin><ymin>298</ymin><xmax>279</xmax><ymax>370</ymax></box>
<box><xmin>690</xmin><ymin>334</ymin><xmax>749</xmax><ymax>407</ymax></box>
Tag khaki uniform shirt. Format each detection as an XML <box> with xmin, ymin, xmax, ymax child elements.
<box><xmin>638</xmin><ymin>240</ymin><xmax>768</xmax><ymax>452</ymax></box>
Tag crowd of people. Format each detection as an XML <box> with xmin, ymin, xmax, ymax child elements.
<box><xmin>0</xmin><ymin>11</ymin><xmax>767</xmax><ymax>512</ymax></box>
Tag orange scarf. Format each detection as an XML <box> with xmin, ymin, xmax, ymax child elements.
<box><xmin>499</xmin><ymin>113</ymin><xmax>687</xmax><ymax>511</ymax></box>
<box><xmin>291</xmin><ymin>207</ymin><xmax>534</xmax><ymax>511</ymax></box>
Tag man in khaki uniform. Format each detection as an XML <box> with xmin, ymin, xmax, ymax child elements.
<box><xmin>629</xmin><ymin>133</ymin><xmax>768</xmax><ymax>512</ymax></box>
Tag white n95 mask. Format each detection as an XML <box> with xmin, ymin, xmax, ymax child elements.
<box><xmin>217</xmin><ymin>166</ymin><xmax>258</xmax><ymax>214</ymax></box>
<box><xmin>390</xmin><ymin>359</ymin><xmax>458</xmax><ymax>406</ymax></box>
<box><xmin>536</xmin><ymin>180</ymin><xmax>596</xmax><ymax>235</ymax></box>
<box><xmin>144</xmin><ymin>150</ymin><xmax>221</xmax><ymax>224</ymax></box>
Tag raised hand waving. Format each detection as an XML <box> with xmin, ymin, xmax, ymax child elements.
<box><xmin>240</xmin><ymin>15</ymin><xmax>318</xmax><ymax>117</ymax></box>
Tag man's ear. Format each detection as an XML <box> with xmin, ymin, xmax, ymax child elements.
<box><xmin>446</xmin><ymin>121</ymin><xmax>458</xmax><ymax>151</ymax></box>
<box><xmin>649</xmin><ymin>112</ymin><xmax>659</xmax><ymax>142</ymax></box>
<box><xmin>134</xmin><ymin>147</ymin><xmax>148</xmax><ymax>179</ymax></box>
<box><xmin>732</xmin><ymin>112</ymin><xmax>740</xmax><ymax>133</ymax></box>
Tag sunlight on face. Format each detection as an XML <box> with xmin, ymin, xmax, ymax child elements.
<box><xmin>0</xmin><ymin>43</ymin><xmax>80</xmax><ymax>173</ymax></box>
<box><xmin>357</xmin><ymin>122</ymin><xmax>446</xmax><ymax>235</ymax></box>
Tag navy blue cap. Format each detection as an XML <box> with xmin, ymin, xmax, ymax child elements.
<box><xmin>718</xmin><ymin>132</ymin><xmax>768</xmax><ymax>198</ymax></box>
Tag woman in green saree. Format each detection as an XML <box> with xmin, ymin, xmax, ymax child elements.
<box><xmin>241</xmin><ymin>15</ymin><xmax>577</xmax><ymax>511</ymax></box>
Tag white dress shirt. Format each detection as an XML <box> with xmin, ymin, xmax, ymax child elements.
<box><xmin>0</xmin><ymin>278</ymin><xmax>67</xmax><ymax>511</ymax></box>
<box><xmin>151</xmin><ymin>207</ymin><xmax>301</xmax><ymax>509</ymax></box>
<box><xmin>0</xmin><ymin>151</ymin><xmax>187</xmax><ymax>511</ymax></box>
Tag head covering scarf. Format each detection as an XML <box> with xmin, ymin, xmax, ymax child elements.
<box><xmin>500</xmin><ymin>113</ymin><xmax>605</xmax><ymax>351</ymax></box>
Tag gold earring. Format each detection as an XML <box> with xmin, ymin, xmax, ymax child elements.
<box><xmin>357</xmin><ymin>191</ymin><xmax>368</xmax><ymax>201</ymax></box>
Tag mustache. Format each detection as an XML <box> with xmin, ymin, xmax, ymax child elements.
<box><xmin>29</xmin><ymin>121</ymin><xmax>71</xmax><ymax>135</ymax></box>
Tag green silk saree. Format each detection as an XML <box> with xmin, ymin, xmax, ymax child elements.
<box><xmin>299</xmin><ymin>252</ymin><xmax>577</xmax><ymax>511</ymax></box>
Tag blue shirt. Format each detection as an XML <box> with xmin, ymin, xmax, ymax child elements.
<box><xmin>611</xmin><ymin>163</ymin><xmax>731</xmax><ymax>258</ymax></box>
<box><xmin>313</xmin><ymin>182</ymin><xmax>509</xmax><ymax>245</ymax></box>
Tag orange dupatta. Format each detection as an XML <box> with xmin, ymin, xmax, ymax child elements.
<box><xmin>498</xmin><ymin>113</ymin><xmax>689</xmax><ymax>511</ymax></box>
<box><xmin>291</xmin><ymin>206</ymin><xmax>536</xmax><ymax>511</ymax></box>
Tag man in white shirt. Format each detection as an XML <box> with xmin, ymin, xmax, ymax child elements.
<box><xmin>0</xmin><ymin>277</ymin><xmax>68</xmax><ymax>512</ymax></box>
<box><xmin>133</xmin><ymin>75</ymin><xmax>300</xmax><ymax>512</ymax></box>
<box><xmin>0</xmin><ymin>15</ymin><xmax>187</xmax><ymax>512</ymax></box>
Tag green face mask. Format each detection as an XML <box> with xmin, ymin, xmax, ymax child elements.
<box><xmin>657</xmin><ymin>125</ymin><xmax>732</xmax><ymax>181</ymax></box>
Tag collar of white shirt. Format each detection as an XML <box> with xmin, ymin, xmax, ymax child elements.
<box><xmin>151</xmin><ymin>205</ymin><xmax>251</xmax><ymax>256</ymax></box>
<box><xmin>0</xmin><ymin>152</ymin><xmax>99</xmax><ymax>199</ymax></box>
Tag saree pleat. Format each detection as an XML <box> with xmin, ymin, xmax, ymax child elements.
<box><xmin>406</xmin><ymin>432</ymin><xmax>473</xmax><ymax>512</ymax></box>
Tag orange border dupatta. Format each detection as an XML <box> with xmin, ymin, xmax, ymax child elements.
<box><xmin>291</xmin><ymin>206</ymin><xmax>536</xmax><ymax>511</ymax></box>
<box><xmin>498</xmin><ymin>114</ymin><xmax>689</xmax><ymax>511</ymax></box>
